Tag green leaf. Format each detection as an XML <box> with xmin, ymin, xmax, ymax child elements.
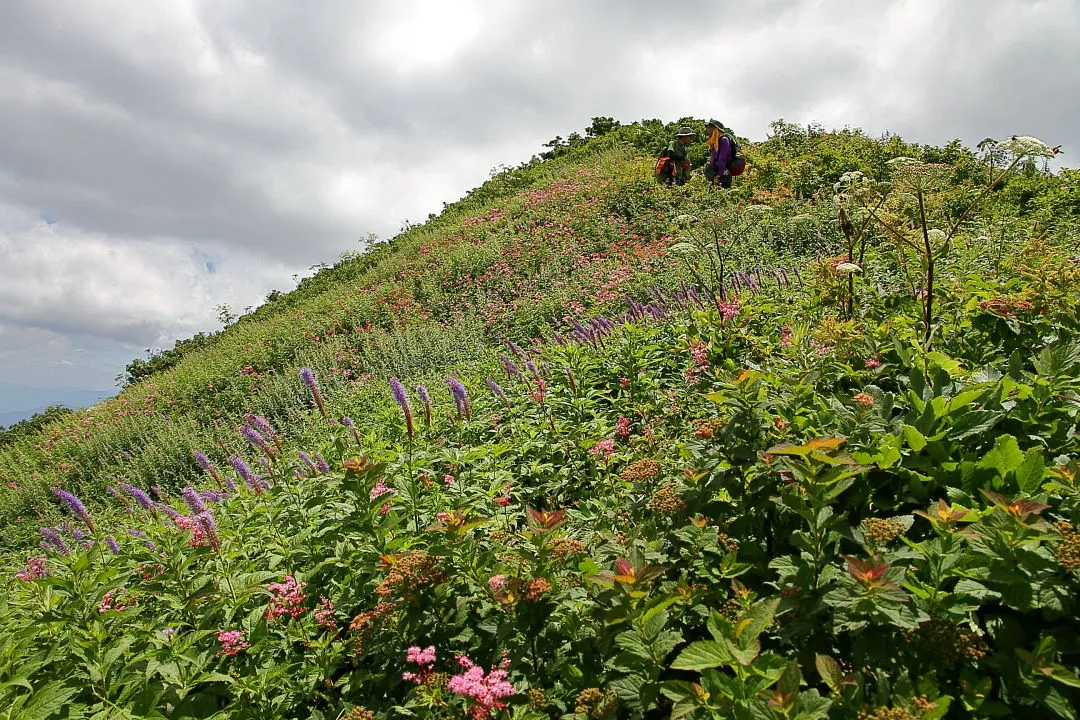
<box><xmin>1016</xmin><ymin>447</ymin><xmax>1045</xmax><ymax>494</ymax></box>
<box><xmin>979</xmin><ymin>434</ymin><xmax>1024</xmax><ymax>477</ymax></box>
<box><xmin>778</xmin><ymin>661</ymin><xmax>802</xmax><ymax>696</ymax></box>
<box><xmin>903</xmin><ymin>424</ymin><xmax>927</xmax><ymax>452</ymax></box>
<box><xmin>815</xmin><ymin>654</ymin><xmax>843</xmax><ymax>691</ymax></box>
<box><xmin>741</xmin><ymin>598</ymin><xmax>780</xmax><ymax>642</ymax></box>
<box><xmin>671</xmin><ymin>641</ymin><xmax>733</xmax><ymax>671</ymax></box>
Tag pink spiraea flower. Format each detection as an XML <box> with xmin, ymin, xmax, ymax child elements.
<box><xmin>216</xmin><ymin>630</ymin><xmax>250</xmax><ymax>657</ymax></box>
<box><xmin>98</xmin><ymin>586</ymin><xmax>135</xmax><ymax>614</ymax></box>
<box><xmin>15</xmin><ymin>556</ymin><xmax>47</xmax><ymax>581</ymax></box>
<box><xmin>370</xmin><ymin>481</ymin><xmax>394</xmax><ymax>501</ymax></box>
<box><xmin>265</xmin><ymin>575</ymin><xmax>307</xmax><ymax>621</ymax></box>
<box><xmin>403</xmin><ymin>645</ymin><xmax>437</xmax><ymax>683</ymax></box>
<box><xmin>447</xmin><ymin>654</ymin><xmax>515</xmax><ymax>718</ymax></box>
<box><xmin>589</xmin><ymin>439</ymin><xmax>616</xmax><ymax>461</ymax></box>
<box><xmin>614</xmin><ymin>416</ymin><xmax>631</xmax><ymax>438</ymax></box>
<box><xmin>315</xmin><ymin>596</ymin><xmax>337</xmax><ymax>631</ymax></box>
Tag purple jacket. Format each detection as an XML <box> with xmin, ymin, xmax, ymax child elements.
<box><xmin>708</xmin><ymin>136</ymin><xmax>732</xmax><ymax>176</ymax></box>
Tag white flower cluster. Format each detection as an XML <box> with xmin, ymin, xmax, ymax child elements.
<box><xmin>996</xmin><ymin>135</ymin><xmax>1056</xmax><ymax>158</ymax></box>
<box><xmin>834</xmin><ymin>170</ymin><xmax>867</xmax><ymax>195</ymax></box>
<box><xmin>886</xmin><ymin>156</ymin><xmax>923</xmax><ymax>168</ymax></box>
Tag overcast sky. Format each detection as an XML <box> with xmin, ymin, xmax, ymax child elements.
<box><xmin>1</xmin><ymin>0</ymin><xmax>1077</xmax><ymax>409</ymax></box>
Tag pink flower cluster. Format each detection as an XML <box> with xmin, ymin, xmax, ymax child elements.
<box><xmin>216</xmin><ymin>630</ymin><xmax>250</xmax><ymax>657</ymax></box>
<box><xmin>265</xmin><ymin>575</ymin><xmax>307</xmax><ymax>621</ymax></box>
<box><xmin>448</xmin><ymin>654</ymin><xmax>515</xmax><ymax>718</ymax></box>
<box><xmin>589</xmin><ymin>439</ymin><xmax>615</xmax><ymax>461</ymax></box>
<box><xmin>717</xmin><ymin>299</ymin><xmax>741</xmax><ymax>322</ymax></box>
<box><xmin>315</xmin><ymin>596</ymin><xmax>337</xmax><ymax>631</ymax></box>
<box><xmin>488</xmin><ymin>574</ymin><xmax>507</xmax><ymax>591</ymax></box>
<box><xmin>403</xmin><ymin>645</ymin><xmax>436</xmax><ymax>683</ymax></box>
<box><xmin>685</xmin><ymin>341</ymin><xmax>710</xmax><ymax>384</ymax></box>
<box><xmin>779</xmin><ymin>325</ymin><xmax>793</xmax><ymax>348</ymax></box>
<box><xmin>370</xmin><ymin>481</ymin><xmax>394</xmax><ymax>501</ymax></box>
<box><xmin>494</xmin><ymin>484</ymin><xmax>512</xmax><ymax>507</ymax></box>
<box><xmin>15</xmin><ymin>556</ymin><xmax>47</xmax><ymax>581</ymax></box>
<box><xmin>614</xmin><ymin>416</ymin><xmax>632</xmax><ymax>438</ymax></box>
<box><xmin>97</xmin><ymin>587</ymin><xmax>134</xmax><ymax>614</ymax></box>
<box><xmin>864</xmin><ymin>357</ymin><xmax>881</xmax><ymax>369</ymax></box>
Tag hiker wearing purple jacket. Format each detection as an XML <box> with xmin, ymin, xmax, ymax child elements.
<box><xmin>705</xmin><ymin>120</ymin><xmax>734</xmax><ymax>188</ymax></box>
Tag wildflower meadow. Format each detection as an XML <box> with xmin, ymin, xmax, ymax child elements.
<box><xmin>2</xmin><ymin>119</ymin><xmax>1080</xmax><ymax>719</ymax></box>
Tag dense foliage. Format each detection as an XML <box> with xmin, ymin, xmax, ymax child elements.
<box><xmin>2</xmin><ymin>120</ymin><xmax>1079</xmax><ymax>719</ymax></box>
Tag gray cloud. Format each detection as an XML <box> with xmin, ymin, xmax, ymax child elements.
<box><xmin>0</xmin><ymin>0</ymin><xmax>1076</xmax><ymax>400</ymax></box>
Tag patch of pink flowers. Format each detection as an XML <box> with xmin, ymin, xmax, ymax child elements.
<box><xmin>98</xmin><ymin>587</ymin><xmax>134</xmax><ymax>614</ymax></box>
<box><xmin>216</xmin><ymin>630</ymin><xmax>250</xmax><ymax>657</ymax></box>
<box><xmin>444</xmin><ymin>474</ymin><xmax>456</xmax><ymax>487</ymax></box>
<box><xmin>403</xmin><ymin>645</ymin><xmax>436</xmax><ymax>683</ymax></box>
<box><xmin>589</xmin><ymin>439</ymin><xmax>616</xmax><ymax>461</ymax></box>
<box><xmin>488</xmin><ymin>574</ymin><xmax>507</xmax><ymax>591</ymax></box>
<box><xmin>15</xmin><ymin>556</ymin><xmax>47</xmax><ymax>581</ymax></box>
<box><xmin>614</xmin><ymin>416</ymin><xmax>632</xmax><ymax>437</ymax></box>
<box><xmin>716</xmin><ymin>299</ymin><xmax>740</xmax><ymax>322</ymax></box>
<box><xmin>494</xmin><ymin>484</ymin><xmax>512</xmax><ymax>507</ymax></box>
<box><xmin>370</xmin><ymin>481</ymin><xmax>394</xmax><ymax>501</ymax></box>
<box><xmin>315</xmin><ymin>596</ymin><xmax>337</xmax><ymax>631</ymax></box>
<box><xmin>864</xmin><ymin>357</ymin><xmax>881</xmax><ymax>369</ymax></box>
<box><xmin>448</xmin><ymin>654</ymin><xmax>515</xmax><ymax>718</ymax></box>
<box><xmin>780</xmin><ymin>325</ymin><xmax>793</xmax><ymax>348</ymax></box>
<box><xmin>264</xmin><ymin>575</ymin><xmax>306</xmax><ymax>621</ymax></box>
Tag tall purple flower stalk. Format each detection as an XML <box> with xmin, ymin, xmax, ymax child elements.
<box><xmin>244</xmin><ymin>414</ymin><xmax>283</xmax><ymax>453</ymax></box>
<box><xmin>240</xmin><ymin>424</ymin><xmax>277</xmax><ymax>460</ymax></box>
<box><xmin>485</xmin><ymin>378</ymin><xmax>509</xmax><ymax>407</ymax></box>
<box><xmin>229</xmin><ymin>456</ymin><xmax>263</xmax><ymax>496</ymax></box>
<box><xmin>300</xmin><ymin>367</ymin><xmax>329</xmax><ymax>420</ymax></box>
<box><xmin>342</xmin><ymin>416</ymin><xmax>362</xmax><ymax>446</ymax></box>
<box><xmin>389</xmin><ymin>377</ymin><xmax>414</xmax><ymax>440</ymax></box>
<box><xmin>506</xmin><ymin>339</ymin><xmax>527</xmax><ymax>360</ymax></box>
<box><xmin>196</xmin><ymin>512</ymin><xmax>221</xmax><ymax>551</ymax></box>
<box><xmin>297</xmin><ymin>451</ymin><xmax>317</xmax><ymax>475</ymax></box>
<box><xmin>314</xmin><ymin>453</ymin><xmax>331</xmax><ymax>474</ymax></box>
<box><xmin>39</xmin><ymin>528</ymin><xmax>69</xmax><ymax>555</ymax></box>
<box><xmin>50</xmin><ymin>487</ymin><xmax>94</xmax><ymax>532</ymax></box>
<box><xmin>416</xmin><ymin>385</ymin><xmax>432</xmax><ymax>428</ymax></box>
<box><xmin>446</xmin><ymin>376</ymin><xmax>472</xmax><ymax>421</ymax></box>
<box><xmin>105</xmin><ymin>535</ymin><xmax>121</xmax><ymax>554</ymax></box>
<box><xmin>117</xmin><ymin>483</ymin><xmax>157</xmax><ymax>514</ymax></box>
<box><xmin>193</xmin><ymin>451</ymin><xmax>225</xmax><ymax>489</ymax></box>
<box><xmin>182</xmin><ymin>486</ymin><xmax>208</xmax><ymax>515</ymax></box>
<box><xmin>499</xmin><ymin>354</ymin><xmax>523</xmax><ymax>382</ymax></box>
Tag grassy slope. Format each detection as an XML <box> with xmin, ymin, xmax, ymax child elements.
<box><xmin>1</xmin><ymin>120</ymin><xmax>1079</xmax><ymax>718</ymax></box>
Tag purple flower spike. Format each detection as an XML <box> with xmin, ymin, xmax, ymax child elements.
<box><xmin>244</xmin><ymin>414</ymin><xmax>277</xmax><ymax>440</ymax></box>
<box><xmin>196</xmin><ymin>512</ymin><xmax>221</xmax><ymax>551</ymax></box>
<box><xmin>314</xmin><ymin>453</ymin><xmax>331</xmax><ymax>474</ymax></box>
<box><xmin>506</xmin><ymin>339</ymin><xmax>527</xmax><ymax>360</ymax></box>
<box><xmin>39</xmin><ymin>528</ymin><xmax>69</xmax><ymax>555</ymax></box>
<box><xmin>389</xmin><ymin>377</ymin><xmax>415</xmax><ymax>440</ymax></box>
<box><xmin>416</xmin><ymin>384</ymin><xmax>432</xmax><ymax>428</ymax></box>
<box><xmin>445</xmin><ymin>376</ymin><xmax>472</xmax><ymax>421</ymax></box>
<box><xmin>155</xmin><ymin>502</ymin><xmax>183</xmax><ymax>519</ymax></box>
<box><xmin>50</xmin><ymin>487</ymin><xmax>94</xmax><ymax>531</ymax></box>
<box><xmin>105</xmin><ymin>535</ymin><xmax>121</xmax><ymax>554</ymax></box>
<box><xmin>182</xmin><ymin>486</ymin><xmax>208</xmax><ymax>515</ymax></box>
<box><xmin>194</xmin><ymin>451</ymin><xmax>213</xmax><ymax>473</ymax></box>
<box><xmin>300</xmin><ymin>368</ymin><xmax>328</xmax><ymax>419</ymax></box>
<box><xmin>240</xmin><ymin>424</ymin><xmax>277</xmax><ymax>460</ymax></box>
<box><xmin>228</xmin><ymin>455</ymin><xmax>263</xmax><ymax>496</ymax></box>
<box><xmin>485</xmin><ymin>378</ymin><xmax>509</xmax><ymax>406</ymax></box>
<box><xmin>127</xmin><ymin>529</ymin><xmax>147</xmax><ymax>538</ymax></box>
<box><xmin>341</xmin><ymin>416</ymin><xmax>354</xmax><ymax>427</ymax></box>
<box><xmin>297</xmin><ymin>451</ymin><xmax>317</xmax><ymax>474</ymax></box>
<box><xmin>72</xmin><ymin>528</ymin><xmax>87</xmax><ymax>540</ymax></box>
<box><xmin>499</xmin><ymin>353</ymin><xmax>522</xmax><ymax>380</ymax></box>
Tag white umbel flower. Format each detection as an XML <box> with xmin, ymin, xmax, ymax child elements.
<box><xmin>996</xmin><ymin>135</ymin><xmax>1056</xmax><ymax>158</ymax></box>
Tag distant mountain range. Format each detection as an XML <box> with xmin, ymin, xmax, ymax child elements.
<box><xmin>0</xmin><ymin>382</ymin><xmax>113</xmax><ymax>429</ymax></box>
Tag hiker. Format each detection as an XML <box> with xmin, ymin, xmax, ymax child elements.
<box><xmin>704</xmin><ymin>120</ymin><xmax>745</xmax><ymax>189</ymax></box>
<box><xmin>655</xmin><ymin>126</ymin><xmax>697</xmax><ymax>186</ymax></box>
